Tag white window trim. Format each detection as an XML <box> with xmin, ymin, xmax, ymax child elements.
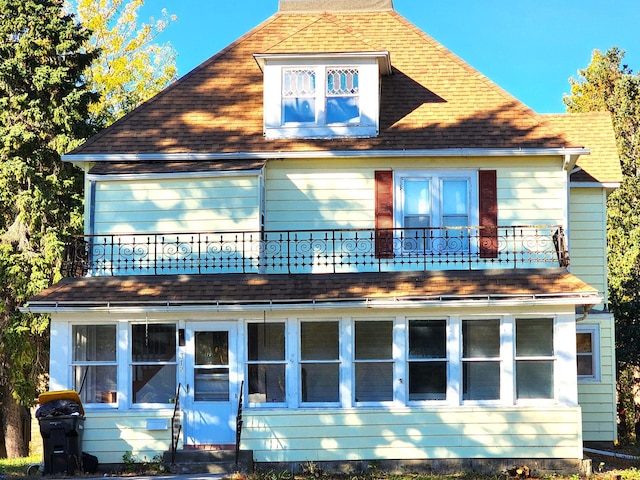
<box><xmin>262</xmin><ymin>56</ymin><xmax>381</xmax><ymax>139</ymax></box>
<box><xmin>394</xmin><ymin>169</ymin><xmax>479</xmax><ymax>255</ymax></box>
<box><xmin>236</xmin><ymin>314</ymin><xmax>575</xmax><ymax>411</ymax></box>
<box><xmin>129</xmin><ymin>322</ymin><xmax>178</xmax><ymax>409</ymax></box>
<box><xmin>576</xmin><ymin>323</ymin><xmax>601</xmax><ymax>383</ymax></box>
<box><xmin>404</xmin><ymin>317</ymin><xmax>450</xmax><ymax>406</ymax></box>
<box><xmin>513</xmin><ymin>317</ymin><xmax>557</xmax><ymax>405</ymax></box>
<box><xmin>69</xmin><ymin>323</ymin><xmax>119</xmax><ymax>409</ymax></box>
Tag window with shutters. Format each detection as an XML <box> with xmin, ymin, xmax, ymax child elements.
<box><xmin>394</xmin><ymin>171</ymin><xmax>478</xmax><ymax>253</ymax></box>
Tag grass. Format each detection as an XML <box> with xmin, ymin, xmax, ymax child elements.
<box><xmin>0</xmin><ymin>454</ymin><xmax>42</xmax><ymax>477</ymax></box>
<box><xmin>1</xmin><ymin>453</ymin><xmax>640</xmax><ymax>479</ymax></box>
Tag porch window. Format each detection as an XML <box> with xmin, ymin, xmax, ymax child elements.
<box><xmin>408</xmin><ymin>320</ymin><xmax>447</xmax><ymax>401</ymax></box>
<box><xmin>300</xmin><ymin>321</ymin><xmax>340</xmax><ymax>403</ymax></box>
<box><xmin>354</xmin><ymin>320</ymin><xmax>393</xmax><ymax>402</ymax></box>
<box><xmin>462</xmin><ymin>319</ymin><xmax>500</xmax><ymax>401</ymax></box>
<box><xmin>577</xmin><ymin>324</ymin><xmax>600</xmax><ymax>381</ymax></box>
<box><xmin>131</xmin><ymin>323</ymin><xmax>177</xmax><ymax>404</ymax></box>
<box><xmin>247</xmin><ymin>323</ymin><xmax>286</xmax><ymax>404</ymax></box>
<box><xmin>72</xmin><ymin>325</ymin><xmax>117</xmax><ymax>404</ymax></box>
<box><xmin>515</xmin><ymin>318</ymin><xmax>554</xmax><ymax>399</ymax></box>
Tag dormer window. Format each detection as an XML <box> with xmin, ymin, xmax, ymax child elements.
<box><xmin>283</xmin><ymin>67</ymin><xmax>360</xmax><ymax>125</ymax></box>
<box><xmin>255</xmin><ymin>52</ymin><xmax>390</xmax><ymax>139</ymax></box>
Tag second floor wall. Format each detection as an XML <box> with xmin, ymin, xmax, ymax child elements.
<box><xmin>78</xmin><ymin>154</ymin><xmax>593</xmax><ymax>277</ymax></box>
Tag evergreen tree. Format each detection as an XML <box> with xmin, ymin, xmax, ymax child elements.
<box><xmin>0</xmin><ymin>0</ymin><xmax>96</xmax><ymax>457</ymax></box>
<box><xmin>565</xmin><ymin>47</ymin><xmax>640</xmax><ymax>442</ymax></box>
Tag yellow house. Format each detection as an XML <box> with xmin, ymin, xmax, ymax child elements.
<box><xmin>25</xmin><ymin>0</ymin><xmax>622</xmax><ymax>474</ymax></box>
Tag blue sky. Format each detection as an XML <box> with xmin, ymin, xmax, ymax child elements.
<box><xmin>141</xmin><ymin>1</ymin><xmax>639</xmax><ymax>113</ymax></box>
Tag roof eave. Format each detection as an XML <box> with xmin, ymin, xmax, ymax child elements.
<box><xmin>21</xmin><ymin>292</ymin><xmax>602</xmax><ymax>314</ymax></box>
<box><xmin>62</xmin><ymin>147</ymin><xmax>590</xmax><ymax>164</ymax></box>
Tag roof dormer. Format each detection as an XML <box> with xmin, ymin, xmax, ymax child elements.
<box><xmin>255</xmin><ymin>51</ymin><xmax>391</xmax><ymax>139</ymax></box>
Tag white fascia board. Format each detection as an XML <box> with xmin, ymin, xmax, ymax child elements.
<box><xmin>86</xmin><ymin>169</ymin><xmax>264</xmax><ymax>182</ymax></box>
<box><xmin>63</xmin><ymin>147</ymin><xmax>590</xmax><ymax>164</ymax></box>
<box><xmin>570</xmin><ymin>181</ymin><xmax>621</xmax><ymax>189</ymax></box>
<box><xmin>253</xmin><ymin>51</ymin><xmax>392</xmax><ymax>75</ymax></box>
<box><xmin>21</xmin><ymin>292</ymin><xmax>602</xmax><ymax>314</ymax></box>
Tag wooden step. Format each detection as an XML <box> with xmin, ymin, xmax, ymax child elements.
<box><xmin>163</xmin><ymin>449</ymin><xmax>253</xmax><ymax>475</ymax></box>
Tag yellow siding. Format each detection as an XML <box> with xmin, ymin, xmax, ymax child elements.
<box><xmin>242</xmin><ymin>407</ymin><xmax>583</xmax><ymax>462</ymax></box>
<box><xmin>578</xmin><ymin>313</ymin><xmax>617</xmax><ymax>442</ymax></box>
<box><xmin>569</xmin><ymin>188</ymin><xmax>607</xmax><ymax>305</ymax></box>
<box><xmin>265</xmin><ymin>157</ymin><xmax>566</xmax><ymax>231</ymax></box>
<box><xmin>93</xmin><ymin>176</ymin><xmax>260</xmax><ymax>234</ymax></box>
<box><xmin>81</xmin><ymin>410</ymin><xmax>175</xmax><ymax>464</ymax></box>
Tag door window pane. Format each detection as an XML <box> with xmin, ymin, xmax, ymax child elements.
<box><xmin>195</xmin><ymin>331</ymin><xmax>228</xmax><ymax>365</ymax></box>
<box><xmin>194</xmin><ymin>331</ymin><xmax>229</xmax><ymax>402</ymax></box>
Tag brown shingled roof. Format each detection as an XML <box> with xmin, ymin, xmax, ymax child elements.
<box><xmin>26</xmin><ymin>270</ymin><xmax>599</xmax><ymax>309</ymax></box>
<box><xmin>68</xmin><ymin>9</ymin><xmax>578</xmax><ymax>156</ymax></box>
<box><xmin>543</xmin><ymin>111</ymin><xmax>622</xmax><ymax>184</ymax></box>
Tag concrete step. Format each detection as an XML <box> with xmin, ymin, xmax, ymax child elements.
<box><xmin>163</xmin><ymin>449</ymin><xmax>253</xmax><ymax>475</ymax></box>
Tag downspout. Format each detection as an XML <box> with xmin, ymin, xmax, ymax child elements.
<box><xmin>564</xmin><ymin>154</ymin><xmax>573</xmax><ymax>269</ymax></box>
<box><xmin>88</xmin><ymin>179</ymin><xmax>96</xmax><ymax>237</ymax></box>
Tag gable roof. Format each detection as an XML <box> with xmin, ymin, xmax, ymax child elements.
<box><xmin>67</xmin><ymin>8</ymin><xmax>581</xmax><ymax>157</ymax></box>
<box><xmin>24</xmin><ymin>269</ymin><xmax>600</xmax><ymax>313</ymax></box>
<box><xmin>543</xmin><ymin>111</ymin><xmax>622</xmax><ymax>184</ymax></box>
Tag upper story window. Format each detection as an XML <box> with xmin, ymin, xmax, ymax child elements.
<box><xmin>256</xmin><ymin>52</ymin><xmax>391</xmax><ymax>139</ymax></box>
<box><xmin>282</xmin><ymin>67</ymin><xmax>360</xmax><ymax>125</ymax></box>
<box><xmin>395</xmin><ymin>170</ymin><xmax>478</xmax><ymax>253</ymax></box>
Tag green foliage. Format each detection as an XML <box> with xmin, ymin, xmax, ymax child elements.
<box><xmin>69</xmin><ymin>0</ymin><xmax>178</xmax><ymax>126</ymax></box>
<box><xmin>121</xmin><ymin>450</ymin><xmax>166</xmax><ymax>475</ymax></box>
<box><xmin>608</xmin><ymin>176</ymin><xmax>640</xmax><ymax>366</ymax></box>
<box><xmin>566</xmin><ymin>47</ymin><xmax>640</xmax><ymax>444</ymax></box>
<box><xmin>0</xmin><ymin>0</ymin><xmax>96</xmax><ymax>412</ymax></box>
<box><xmin>564</xmin><ymin>47</ymin><xmax>640</xmax><ymax>177</ymax></box>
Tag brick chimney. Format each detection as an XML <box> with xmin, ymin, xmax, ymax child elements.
<box><xmin>279</xmin><ymin>0</ymin><xmax>394</xmax><ymax>12</ymax></box>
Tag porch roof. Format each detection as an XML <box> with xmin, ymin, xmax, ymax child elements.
<box><xmin>24</xmin><ymin>269</ymin><xmax>600</xmax><ymax>312</ymax></box>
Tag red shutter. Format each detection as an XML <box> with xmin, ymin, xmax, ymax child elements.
<box><xmin>479</xmin><ymin>170</ymin><xmax>498</xmax><ymax>258</ymax></box>
<box><xmin>375</xmin><ymin>170</ymin><xmax>394</xmax><ymax>258</ymax></box>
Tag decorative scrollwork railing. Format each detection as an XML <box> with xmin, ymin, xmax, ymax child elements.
<box><xmin>62</xmin><ymin>225</ymin><xmax>569</xmax><ymax>277</ymax></box>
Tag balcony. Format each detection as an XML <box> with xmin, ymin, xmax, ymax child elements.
<box><xmin>62</xmin><ymin>225</ymin><xmax>569</xmax><ymax>277</ymax></box>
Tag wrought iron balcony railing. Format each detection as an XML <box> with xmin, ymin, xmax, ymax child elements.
<box><xmin>62</xmin><ymin>225</ymin><xmax>569</xmax><ymax>277</ymax></box>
